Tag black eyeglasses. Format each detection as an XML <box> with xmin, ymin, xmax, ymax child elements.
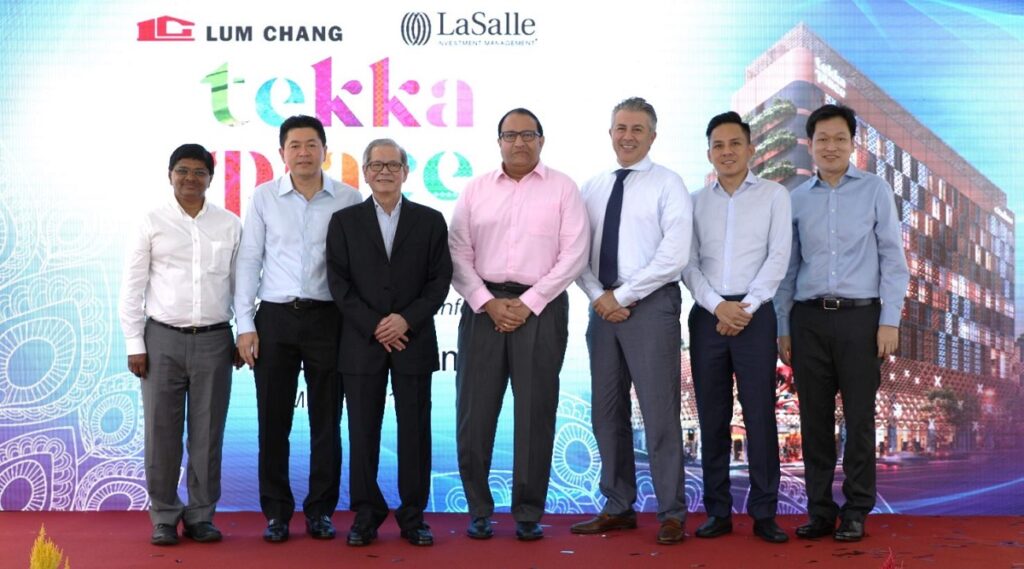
<box><xmin>172</xmin><ymin>167</ymin><xmax>210</xmax><ymax>179</ymax></box>
<box><xmin>366</xmin><ymin>161</ymin><xmax>405</xmax><ymax>173</ymax></box>
<box><xmin>499</xmin><ymin>130</ymin><xmax>540</xmax><ymax>143</ymax></box>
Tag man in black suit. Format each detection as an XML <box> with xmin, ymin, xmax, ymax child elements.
<box><xmin>326</xmin><ymin>138</ymin><xmax>453</xmax><ymax>547</ymax></box>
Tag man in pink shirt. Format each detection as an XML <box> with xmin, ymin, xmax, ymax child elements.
<box><xmin>449</xmin><ymin>108</ymin><xmax>589</xmax><ymax>541</ymax></box>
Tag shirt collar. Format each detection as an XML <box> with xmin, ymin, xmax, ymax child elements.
<box><xmin>169</xmin><ymin>197</ymin><xmax>208</xmax><ymax>219</ymax></box>
<box><xmin>497</xmin><ymin>161</ymin><xmax>547</xmax><ymax>182</ymax></box>
<box><xmin>615</xmin><ymin>155</ymin><xmax>653</xmax><ymax>174</ymax></box>
<box><xmin>372</xmin><ymin>195</ymin><xmax>402</xmax><ymax>217</ymax></box>
<box><xmin>811</xmin><ymin>163</ymin><xmax>865</xmax><ymax>189</ymax></box>
<box><xmin>278</xmin><ymin>174</ymin><xmax>335</xmax><ymax>197</ymax></box>
<box><xmin>711</xmin><ymin>170</ymin><xmax>759</xmax><ymax>196</ymax></box>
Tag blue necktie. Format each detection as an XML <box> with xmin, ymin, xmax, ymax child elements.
<box><xmin>599</xmin><ymin>168</ymin><xmax>632</xmax><ymax>289</ymax></box>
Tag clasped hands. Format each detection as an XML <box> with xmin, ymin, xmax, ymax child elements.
<box><xmin>484</xmin><ymin>297</ymin><xmax>532</xmax><ymax>332</ymax></box>
<box><xmin>714</xmin><ymin>300</ymin><xmax>752</xmax><ymax>336</ymax></box>
<box><xmin>593</xmin><ymin>290</ymin><xmax>633</xmax><ymax>323</ymax></box>
<box><xmin>376</xmin><ymin>313</ymin><xmax>410</xmax><ymax>352</ymax></box>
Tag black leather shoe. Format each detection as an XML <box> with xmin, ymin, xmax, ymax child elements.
<box><xmin>305</xmin><ymin>515</ymin><xmax>336</xmax><ymax>540</ymax></box>
<box><xmin>834</xmin><ymin>519</ymin><xmax>865</xmax><ymax>542</ymax></box>
<box><xmin>347</xmin><ymin>524</ymin><xmax>378</xmax><ymax>546</ymax></box>
<box><xmin>795</xmin><ymin>517</ymin><xmax>834</xmax><ymax>539</ymax></box>
<box><xmin>515</xmin><ymin>521</ymin><xmax>543</xmax><ymax>541</ymax></box>
<box><xmin>183</xmin><ymin>521</ymin><xmax>222</xmax><ymax>543</ymax></box>
<box><xmin>151</xmin><ymin>523</ymin><xmax>178</xmax><ymax>546</ymax></box>
<box><xmin>467</xmin><ymin>516</ymin><xmax>493</xmax><ymax>539</ymax></box>
<box><xmin>400</xmin><ymin>524</ymin><xmax>434</xmax><ymax>546</ymax></box>
<box><xmin>263</xmin><ymin>519</ymin><xmax>289</xmax><ymax>543</ymax></box>
<box><xmin>753</xmin><ymin>518</ymin><xmax>789</xmax><ymax>543</ymax></box>
<box><xmin>695</xmin><ymin>516</ymin><xmax>732</xmax><ymax>538</ymax></box>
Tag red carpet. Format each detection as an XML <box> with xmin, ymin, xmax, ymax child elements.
<box><xmin>2</xmin><ymin>512</ymin><xmax>1022</xmax><ymax>568</ymax></box>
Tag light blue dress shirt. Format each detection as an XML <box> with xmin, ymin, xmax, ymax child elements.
<box><xmin>234</xmin><ymin>174</ymin><xmax>362</xmax><ymax>334</ymax></box>
<box><xmin>774</xmin><ymin>165</ymin><xmax>910</xmax><ymax>336</ymax></box>
<box><xmin>682</xmin><ymin>171</ymin><xmax>792</xmax><ymax>315</ymax></box>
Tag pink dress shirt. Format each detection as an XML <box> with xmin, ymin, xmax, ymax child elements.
<box><xmin>449</xmin><ymin>162</ymin><xmax>590</xmax><ymax>315</ymax></box>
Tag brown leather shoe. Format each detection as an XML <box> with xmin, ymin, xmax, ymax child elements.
<box><xmin>657</xmin><ymin>519</ymin><xmax>685</xmax><ymax>544</ymax></box>
<box><xmin>570</xmin><ymin>512</ymin><xmax>638</xmax><ymax>534</ymax></box>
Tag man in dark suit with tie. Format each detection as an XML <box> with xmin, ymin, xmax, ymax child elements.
<box><xmin>326</xmin><ymin>138</ymin><xmax>453</xmax><ymax>547</ymax></box>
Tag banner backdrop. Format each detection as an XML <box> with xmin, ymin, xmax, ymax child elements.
<box><xmin>1</xmin><ymin>0</ymin><xmax>1022</xmax><ymax>515</ymax></box>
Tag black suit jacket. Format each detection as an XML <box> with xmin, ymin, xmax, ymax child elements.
<box><xmin>326</xmin><ymin>196</ymin><xmax>453</xmax><ymax>375</ymax></box>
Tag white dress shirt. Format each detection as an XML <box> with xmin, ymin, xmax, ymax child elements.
<box><xmin>682</xmin><ymin>171</ymin><xmax>792</xmax><ymax>315</ymax></box>
<box><xmin>576</xmin><ymin>156</ymin><xmax>693</xmax><ymax>306</ymax></box>
<box><xmin>373</xmin><ymin>196</ymin><xmax>402</xmax><ymax>259</ymax></box>
<box><xmin>233</xmin><ymin>175</ymin><xmax>362</xmax><ymax>334</ymax></box>
<box><xmin>118</xmin><ymin>198</ymin><xmax>242</xmax><ymax>355</ymax></box>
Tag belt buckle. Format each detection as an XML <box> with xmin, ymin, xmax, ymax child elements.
<box><xmin>823</xmin><ymin>297</ymin><xmax>840</xmax><ymax>310</ymax></box>
<box><xmin>291</xmin><ymin>298</ymin><xmax>304</xmax><ymax>310</ymax></box>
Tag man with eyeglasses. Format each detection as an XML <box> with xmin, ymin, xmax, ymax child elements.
<box><xmin>573</xmin><ymin>97</ymin><xmax>692</xmax><ymax>544</ymax></box>
<box><xmin>119</xmin><ymin>143</ymin><xmax>242</xmax><ymax>545</ymax></box>
<box><xmin>235</xmin><ymin>115</ymin><xmax>361</xmax><ymax>543</ymax></box>
<box><xmin>325</xmin><ymin>139</ymin><xmax>452</xmax><ymax>547</ymax></box>
<box><xmin>449</xmin><ymin>108</ymin><xmax>589</xmax><ymax>541</ymax></box>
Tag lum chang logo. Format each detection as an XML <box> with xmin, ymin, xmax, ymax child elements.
<box><xmin>137</xmin><ymin>15</ymin><xmax>195</xmax><ymax>41</ymax></box>
<box><xmin>400</xmin><ymin>11</ymin><xmax>536</xmax><ymax>47</ymax></box>
<box><xmin>401</xmin><ymin>12</ymin><xmax>432</xmax><ymax>46</ymax></box>
<box><xmin>137</xmin><ymin>15</ymin><xmax>343</xmax><ymax>43</ymax></box>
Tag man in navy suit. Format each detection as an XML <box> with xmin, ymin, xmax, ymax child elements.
<box><xmin>326</xmin><ymin>138</ymin><xmax>453</xmax><ymax>547</ymax></box>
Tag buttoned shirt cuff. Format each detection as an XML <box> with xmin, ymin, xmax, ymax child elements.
<box><xmin>582</xmin><ymin>284</ymin><xmax>603</xmax><ymax>303</ymax></box>
<box><xmin>518</xmin><ymin>289</ymin><xmax>548</xmax><ymax>316</ymax></box>
<box><xmin>467</xmin><ymin>287</ymin><xmax>496</xmax><ymax>313</ymax></box>
<box><xmin>612</xmin><ymin>286</ymin><xmax>638</xmax><ymax>308</ymax></box>
<box><xmin>703</xmin><ymin>292</ymin><xmax>726</xmax><ymax>315</ymax></box>
<box><xmin>740</xmin><ymin>294</ymin><xmax>762</xmax><ymax>315</ymax></box>
<box><xmin>880</xmin><ymin>304</ymin><xmax>902</xmax><ymax>329</ymax></box>
<box><xmin>235</xmin><ymin>316</ymin><xmax>256</xmax><ymax>335</ymax></box>
<box><xmin>776</xmin><ymin>316</ymin><xmax>791</xmax><ymax>337</ymax></box>
<box><xmin>125</xmin><ymin>337</ymin><xmax>146</xmax><ymax>356</ymax></box>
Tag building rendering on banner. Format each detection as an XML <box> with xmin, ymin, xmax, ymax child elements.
<box><xmin>671</xmin><ymin>23</ymin><xmax>1019</xmax><ymax>464</ymax></box>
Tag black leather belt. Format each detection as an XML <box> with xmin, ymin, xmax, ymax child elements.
<box><xmin>151</xmin><ymin>319</ymin><xmax>231</xmax><ymax>335</ymax></box>
<box><xmin>605</xmin><ymin>282</ymin><xmax>679</xmax><ymax>293</ymax></box>
<box><xmin>798</xmin><ymin>297</ymin><xmax>880</xmax><ymax>310</ymax></box>
<box><xmin>484</xmin><ymin>281</ymin><xmax>530</xmax><ymax>295</ymax></box>
<box><xmin>266</xmin><ymin>298</ymin><xmax>334</xmax><ymax>310</ymax></box>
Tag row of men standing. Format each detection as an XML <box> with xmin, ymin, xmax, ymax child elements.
<box><xmin>118</xmin><ymin>97</ymin><xmax>908</xmax><ymax>547</ymax></box>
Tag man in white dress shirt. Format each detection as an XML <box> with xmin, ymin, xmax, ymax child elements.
<box><xmin>572</xmin><ymin>97</ymin><xmax>692</xmax><ymax>545</ymax></box>
<box><xmin>681</xmin><ymin>111</ymin><xmax>791</xmax><ymax>543</ymax></box>
<box><xmin>119</xmin><ymin>143</ymin><xmax>241</xmax><ymax>546</ymax></box>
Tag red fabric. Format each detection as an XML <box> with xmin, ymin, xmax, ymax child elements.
<box><xmin>3</xmin><ymin>512</ymin><xmax>1020</xmax><ymax>568</ymax></box>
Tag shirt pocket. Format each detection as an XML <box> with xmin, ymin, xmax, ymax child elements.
<box><xmin>207</xmin><ymin>241</ymin><xmax>234</xmax><ymax>275</ymax></box>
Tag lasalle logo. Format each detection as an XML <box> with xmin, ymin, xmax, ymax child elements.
<box><xmin>400</xmin><ymin>11</ymin><xmax>537</xmax><ymax>47</ymax></box>
<box><xmin>401</xmin><ymin>12</ymin><xmax>431</xmax><ymax>46</ymax></box>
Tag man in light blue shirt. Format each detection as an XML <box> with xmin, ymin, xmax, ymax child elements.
<box><xmin>682</xmin><ymin>111</ymin><xmax>791</xmax><ymax>543</ymax></box>
<box><xmin>774</xmin><ymin>104</ymin><xmax>909</xmax><ymax>543</ymax></box>
<box><xmin>234</xmin><ymin>115</ymin><xmax>361</xmax><ymax>543</ymax></box>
